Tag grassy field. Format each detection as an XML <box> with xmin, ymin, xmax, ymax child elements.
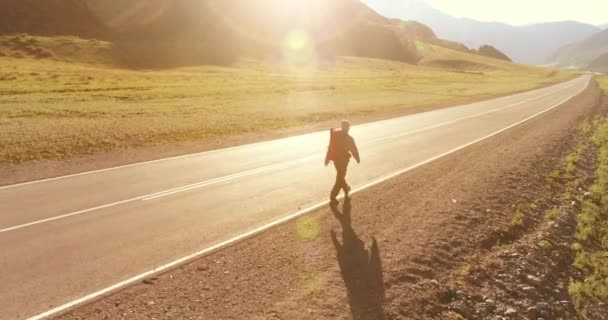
<box><xmin>0</xmin><ymin>37</ymin><xmax>575</xmax><ymax>165</ymax></box>
<box><xmin>596</xmin><ymin>74</ymin><xmax>608</xmax><ymax>93</ymax></box>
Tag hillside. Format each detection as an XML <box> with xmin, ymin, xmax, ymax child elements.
<box><xmin>477</xmin><ymin>45</ymin><xmax>511</xmax><ymax>62</ymax></box>
<box><xmin>588</xmin><ymin>53</ymin><xmax>608</xmax><ymax>72</ymax></box>
<box><xmin>85</xmin><ymin>0</ymin><xmax>422</xmax><ymax>67</ymax></box>
<box><xmin>550</xmin><ymin>28</ymin><xmax>608</xmax><ymax>69</ymax></box>
<box><xmin>0</xmin><ymin>34</ymin><xmax>122</xmax><ymax>65</ymax></box>
<box><xmin>392</xmin><ymin>20</ymin><xmax>437</xmax><ymax>42</ymax></box>
<box><xmin>0</xmin><ymin>0</ymin><xmax>516</xmax><ymax>69</ymax></box>
<box><xmin>391</xmin><ymin>19</ymin><xmax>510</xmax><ymax>61</ymax></box>
<box><xmin>363</xmin><ymin>0</ymin><xmax>599</xmax><ymax>64</ymax></box>
<box><xmin>0</xmin><ymin>0</ymin><xmax>107</xmax><ymax>39</ymax></box>
<box><xmin>392</xmin><ymin>19</ymin><xmax>468</xmax><ymax>52</ymax></box>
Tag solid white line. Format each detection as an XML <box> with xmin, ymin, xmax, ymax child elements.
<box><xmin>0</xmin><ymin>156</ymin><xmax>319</xmax><ymax>234</ymax></box>
<box><xmin>26</xmin><ymin>77</ymin><xmax>591</xmax><ymax>320</ymax></box>
<box><xmin>0</xmin><ymin>199</ymin><xmax>137</xmax><ymax>234</ymax></box>
<box><xmin>0</xmin><ymin>77</ymin><xmax>582</xmax><ymax>191</ymax></box>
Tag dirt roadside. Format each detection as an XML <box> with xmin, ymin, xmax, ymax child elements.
<box><xmin>53</xmin><ymin>82</ymin><xmax>603</xmax><ymax>320</ymax></box>
<box><xmin>0</xmin><ymin>78</ymin><xmax>576</xmax><ymax>187</ymax></box>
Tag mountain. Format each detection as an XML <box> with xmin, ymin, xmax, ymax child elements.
<box><xmin>392</xmin><ymin>20</ymin><xmax>437</xmax><ymax>43</ymax></box>
<box><xmin>86</xmin><ymin>0</ymin><xmax>422</xmax><ymax>67</ymax></box>
<box><xmin>0</xmin><ymin>0</ymin><xmax>518</xmax><ymax>68</ymax></box>
<box><xmin>363</xmin><ymin>0</ymin><xmax>600</xmax><ymax>64</ymax></box>
<box><xmin>550</xmin><ymin>28</ymin><xmax>608</xmax><ymax>69</ymax></box>
<box><xmin>0</xmin><ymin>0</ymin><xmax>107</xmax><ymax>39</ymax></box>
<box><xmin>477</xmin><ymin>45</ymin><xmax>511</xmax><ymax>62</ymax></box>
<box><xmin>390</xmin><ymin>19</ymin><xmax>511</xmax><ymax>61</ymax></box>
<box><xmin>588</xmin><ymin>53</ymin><xmax>608</xmax><ymax>72</ymax></box>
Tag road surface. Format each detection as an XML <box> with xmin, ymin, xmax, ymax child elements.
<box><xmin>0</xmin><ymin>76</ymin><xmax>591</xmax><ymax>319</ymax></box>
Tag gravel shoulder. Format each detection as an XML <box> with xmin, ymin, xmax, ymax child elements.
<box><xmin>55</xmin><ymin>81</ymin><xmax>602</xmax><ymax>320</ymax></box>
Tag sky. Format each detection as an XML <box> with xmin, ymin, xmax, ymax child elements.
<box><xmin>407</xmin><ymin>0</ymin><xmax>607</xmax><ymax>26</ymax></box>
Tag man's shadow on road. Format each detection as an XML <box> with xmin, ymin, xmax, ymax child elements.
<box><xmin>330</xmin><ymin>198</ymin><xmax>385</xmax><ymax>320</ymax></box>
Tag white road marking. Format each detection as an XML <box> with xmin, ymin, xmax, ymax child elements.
<box><xmin>0</xmin><ymin>156</ymin><xmax>318</xmax><ymax>234</ymax></box>
<box><xmin>371</xmin><ymin>82</ymin><xmax>577</xmax><ymax>143</ymax></box>
<box><xmin>0</xmin><ymin>78</ymin><xmax>581</xmax><ymax>191</ymax></box>
<box><xmin>141</xmin><ymin>155</ymin><xmax>320</xmax><ymax>201</ymax></box>
<box><xmin>26</xmin><ymin>78</ymin><xmax>590</xmax><ymax>320</ymax></box>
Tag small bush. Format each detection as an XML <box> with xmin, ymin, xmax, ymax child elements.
<box><xmin>511</xmin><ymin>205</ymin><xmax>525</xmax><ymax>227</ymax></box>
<box><xmin>538</xmin><ymin>240</ymin><xmax>553</xmax><ymax>252</ymax></box>
<box><xmin>544</xmin><ymin>208</ymin><xmax>561</xmax><ymax>221</ymax></box>
<box><xmin>458</xmin><ymin>263</ymin><xmax>471</xmax><ymax>277</ymax></box>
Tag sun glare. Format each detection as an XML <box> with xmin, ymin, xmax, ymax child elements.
<box><xmin>286</xmin><ymin>30</ymin><xmax>310</xmax><ymax>51</ymax></box>
<box><xmin>282</xmin><ymin>29</ymin><xmax>318</xmax><ymax>70</ymax></box>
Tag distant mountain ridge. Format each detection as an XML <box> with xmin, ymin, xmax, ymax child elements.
<box><xmin>588</xmin><ymin>53</ymin><xmax>608</xmax><ymax>72</ymax></box>
<box><xmin>363</xmin><ymin>0</ymin><xmax>600</xmax><ymax>64</ymax></box>
<box><xmin>549</xmin><ymin>28</ymin><xmax>608</xmax><ymax>71</ymax></box>
<box><xmin>0</xmin><ymin>0</ymin><xmax>107</xmax><ymax>39</ymax></box>
<box><xmin>550</xmin><ymin>29</ymin><xmax>608</xmax><ymax>66</ymax></box>
<box><xmin>391</xmin><ymin>19</ymin><xmax>511</xmax><ymax>61</ymax></box>
<box><xmin>0</xmin><ymin>0</ymin><xmax>515</xmax><ymax>68</ymax></box>
<box><xmin>84</xmin><ymin>0</ymin><xmax>423</xmax><ymax>67</ymax></box>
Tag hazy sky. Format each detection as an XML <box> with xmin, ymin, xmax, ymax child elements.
<box><xmin>408</xmin><ymin>0</ymin><xmax>607</xmax><ymax>26</ymax></box>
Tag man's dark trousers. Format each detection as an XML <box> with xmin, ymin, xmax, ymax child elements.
<box><xmin>331</xmin><ymin>159</ymin><xmax>350</xmax><ymax>200</ymax></box>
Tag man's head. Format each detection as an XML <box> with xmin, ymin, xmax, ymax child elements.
<box><xmin>341</xmin><ymin>120</ymin><xmax>351</xmax><ymax>134</ymax></box>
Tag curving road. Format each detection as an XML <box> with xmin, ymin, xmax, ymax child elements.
<box><xmin>0</xmin><ymin>75</ymin><xmax>591</xmax><ymax>319</ymax></box>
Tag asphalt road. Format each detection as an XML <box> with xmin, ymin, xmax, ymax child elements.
<box><xmin>0</xmin><ymin>75</ymin><xmax>591</xmax><ymax>319</ymax></box>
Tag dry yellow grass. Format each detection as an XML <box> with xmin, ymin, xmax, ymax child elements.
<box><xmin>597</xmin><ymin>74</ymin><xmax>608</xmax><ymax>94</ymax></box>
<box><xmin>0</xmin><ymin>39</ymin><xmax>574</xmax><ymax>165</ymax></box>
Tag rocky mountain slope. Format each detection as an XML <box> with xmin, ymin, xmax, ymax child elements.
<box><xmin>364</xmin><ymin>0</ymin><xmax>600</xmax><ymax>65</ymax></box>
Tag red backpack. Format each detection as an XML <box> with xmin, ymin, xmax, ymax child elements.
<box><xmin>326</xmin><ymin>128</ymin><xmax>341</xmax><ymax>163</ymax></box>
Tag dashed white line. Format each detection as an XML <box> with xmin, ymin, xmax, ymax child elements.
<box><xmin>0</xmin><ymin>156</ymin><xmax>318</xmax><ymax>234</ymax></box>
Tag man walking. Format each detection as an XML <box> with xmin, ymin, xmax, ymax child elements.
<box><xmin>325</xmin><ymin>120</ymin><xmax>360</xmax><ymax>205</ymax></box>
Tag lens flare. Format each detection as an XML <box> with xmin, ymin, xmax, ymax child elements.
<box><xmin>295</xmin><ymin>215</ymin><xmax>320</xmax><ymax>240</ymax></box>
<box><xmin>286</xmin><ymin>30</ymin><xmax>309</xmax><ymax>51</ymax></box>
<box><xmin>282</xmin><ymin>29</ymin><xmax>318</xmax><ymax>69</ymax></box>
<box><xmin>414</xmin><ymin>40</ymin><xmax>428</xmax><ymax>56</ymax></box>
<box><xmin>205</xmin><ymin>1</ymin><xmax>371</xmax><ymax>51</ymax></box>
<box><xmin>297</xmin><ymin>271</ymin><xmax>326</xmax><ymax>295</ymax></box>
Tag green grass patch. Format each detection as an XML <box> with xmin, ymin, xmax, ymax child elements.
<box><xmin>564</xmin><ymin>143</ymin><xmax>587</xmax><ymax>178</ymax></box>
<box><xmin>511</xmin><ymin>204</ymin><xmax>526</xmax><ymax>227</ymax></box>
<box><xmin>458</xmin><ymin>263</ymin><xmax>471</xmax><ymax>277</ymax></box>
<box><xmin>447</xmin><ymin>311</ymin><xmax>465</xmax><ymax>320</ymax></box>
<box><xmin>0</xmin><ymin>37</ymin><xmax>575</xmax><ymax>165</ymax></box>
<box><xmin>569</xmin><ymin>116</ymin><xmax>608</xmax><ymax>318</ymax></box>
<box><xmin>544</xmin><ymin>208</ymin><xmax>561</xmax><ymax>221</ymax></box>
<box><xmin>538</xmin><ymin>240</ymin><xmax>553</xmax><ymax>252</ymax></box>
